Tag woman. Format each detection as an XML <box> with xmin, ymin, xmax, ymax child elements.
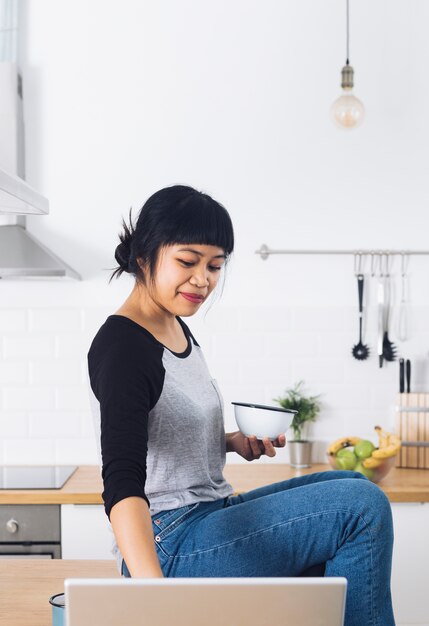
<box><xmin>88</xmin><ymin>184</ymin><xmax>395</xmax><ymax>626</ymax></box>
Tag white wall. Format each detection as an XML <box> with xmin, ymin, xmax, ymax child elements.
<box><xmin>1</xmin><ymin>0</ymin><xmax>429</xmax><ymax>464</ymax></box>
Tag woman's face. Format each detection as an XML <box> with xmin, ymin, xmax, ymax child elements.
<box><xmin>143</xmin><ymin>243</ymin><xmax>226</xmax><ymax>317</ymax></box>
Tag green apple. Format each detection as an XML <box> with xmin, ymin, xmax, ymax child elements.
<box><xmin>354</xmin><ymin>439</ymin><xmax>376</xmax><ymax>460</ymax></box>
<box><xmin>337</xmin><ymin>447</ymin><xmax>354</xmax><ymax>457</ymax></box>
<box><xmin>354</xmin><ymin>462</ymin><xmax>375</xmax><ymax>480</ymax></box>
<box><xmin>335</xmin><ymin>448</ymin><xmax>357</xmax><ymax>470</ymax></box>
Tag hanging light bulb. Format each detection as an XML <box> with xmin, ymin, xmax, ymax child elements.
<box><xmin>331</xmin><ymin>0</ymin><xmax>365</xmax><ymax>129</ymax></box>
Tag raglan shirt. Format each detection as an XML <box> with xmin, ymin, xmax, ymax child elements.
<box><xmin>87</xmin><ymin>315</ymin><xmax>233</xmax><ymax>526</ymax></box>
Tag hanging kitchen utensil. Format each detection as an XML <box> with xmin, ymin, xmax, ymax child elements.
<box><xmin>377</xmin><ymin>255</ymin><xmax>385</xmax><ymax>368</ymax></box>
<box><xmin>406</xmin><ymin>359</ymin><xmax>411</xmax><ymax>393</ymax></box>
<box><xmin>397</xmin><ymin>252</ymin><xmax>409</xmax><ymax>341</ymax></box>
<box><xmin>382</xmin><ymin>254</ymin><xmax>397</xmax><ymax>363</ymax></box>
<box><xmin>399</xmin><ymin>358</ymin><xmax>405</xmax><ymax>393</ymax></box>
<box><xmin>352</xmin><ymin>273</ymin><xmax>370</xmax><ymax>360</ymax></box>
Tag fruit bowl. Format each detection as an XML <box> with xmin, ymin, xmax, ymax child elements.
<box><xmin>326</xmin><ymin>452</ymin><xmax>396</xmax><ymax>483</ymax></box>
<box><xmin>326</xmin><ymin>427</ymin><xmax>401</xmax><ymax>483</ymax></box>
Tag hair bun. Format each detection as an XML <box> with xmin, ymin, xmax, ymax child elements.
<box><xmin>114</xmin><ymin>239</ymin><xmax>132</xmax><ymax>272</ymax></box>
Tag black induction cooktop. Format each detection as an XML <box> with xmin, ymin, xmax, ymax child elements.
<box><xmin>0</xmin><ymin>465</ymin><xmax>77</xmax><ymax>489</ymax></box>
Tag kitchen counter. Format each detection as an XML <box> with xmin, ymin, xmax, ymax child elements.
<box><xmin>0</xmin><ymin>466</ymin><xmax>104</xmax><ymax>505</ymax></box>
<box><xmin>0</xmin><ymin>464</ymin><xmax>429</xmax><ymax>504</ymax></box>
<box><xmin>0</xmin><ymin>559</ymin><xmax>118</xmax><ymax>626</ymax></box>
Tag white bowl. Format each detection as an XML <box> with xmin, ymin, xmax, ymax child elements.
<box><xmin>232</xmin><ymin>402</ymin><xmax>297</xmax><ymax>441</ymax></box>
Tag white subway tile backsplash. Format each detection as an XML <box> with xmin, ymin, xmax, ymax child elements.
<box><xmin>213</xmin><ymin>332</ymin><xmax>264</xmax><ymax>358</ymax></box>
<box><xmin>0</xmin><ymin>361</ymin><xmax>29</xmax><ymax>385</ymax></box>
<box><xmin>81</xmin><ymin>411</ymin><xmax>96</xmax><ymax>437</ymax></box>
<box><xmin>311</xmin><ymin>411</ymin><xmax>346</xmax><ymax>439</ymax></box>
<box><xmin>30</xmin><ymin>360</ymin><xmax>83</xmax><ymax>385</ymax></box>
<box><xmin>81</xmin><ymin>308</ymin><xmax>112</xmax><ymax>334</ymax></box>
<box><xmin>0</xmin><ymin>309</ymin><xmax>28</xmax><ymax>331</ymax></box>
<box><xmin>54</xmin><ymin>437</ymin><xmax>98</xmax><ymax>464</ymax></box>
<box><xmin>55</xmin><ymin>386</ymin><xmax>91</xmax><ymax>411</ymax></box>
<box><xmin>3</xmin><ymin>335</ymin><xmax>56</xmax><ymax>359</ymax></box>
<box><xmin>0</xmin><ymin>413</ymin><xmax>29</xmax><ymax>437</ymax></box>
<box><xmin>342</xmin><ymin>409</ymin><xmax>396</xmax><ymax>441</ymax></box>
<box><xmin>406</xmin><ymin>307</ymin><xmax>429</xmax><ymax>331</ymax></box>
<box><xmin>239</xmin><ymin>307</ymin><xmax>291</xmax><ymax>332</ymax></box>
<box><xmin>3</xmin><ymin>438</ymin><xmax>56</xmax><ymax>464</ymax></box>
<box><xmin>198</xmin><ymin>306</ymin><xmax>240</xmax><ymax>332</ymax></box>
<box><xmin>291</xmin><ymin>358</ymin><xmax>346</xmax><ymax>385</ymax></box>
<box><xmin>264</xmin><ymin>332</ymin><xmax>317</xmax><ymax>358</ymax></box>
<box><xmin>318</xmin><ymin>332</ymin><xmax>364</xmax><ymax>359</ymax></box>
<box><xmin>29</xmin><ymin>308</ymin><xmax>83</xmax><ymax>332</ymax></box>
<box><xmin>29</xmin><ymin>412</ymin><xmax>82</xmax><ymax>438</ymax></box>
<box><xmin>1</xmin><ymin>303</ymin><xmax>428</xmax><ymax>465</ymax></box>
<box><xmin>239</xmin><ymin>357</ymin><xmax>292</xmax><ymax>385</ymax></box>
<box><xmin>291</xmin><ymin>307</ymin><xmax>347</xmax><ymax>332</ymax></box>
<box><xmin>316</xmin><ymin>383</ymin><xmax>372</xmax><ymax>411</ymax></box>
<box><xmin>369</xmin><ymin>383</ymin><xmax>398</xmax><ymax>410</ymax></box>
<box><xmin>3</xmin><ymin>387</ymin><xmax>55</xmax><ymax>411</ymax></box>
<box><xmin>56</xmin><ymin>334</ymin><xmax>92</xmax><ymax>358</ymax></box>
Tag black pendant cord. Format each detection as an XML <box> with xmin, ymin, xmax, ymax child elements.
<box><xmin>346</xmin><ymin>0</ymin><xmax>350</xmax><ymax>65</ymax></box>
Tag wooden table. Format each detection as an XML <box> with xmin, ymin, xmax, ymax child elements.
<box><xmin>0</xmin><ymin>560</ymin><xmax>118</xmax><ymax>626</ymax></box>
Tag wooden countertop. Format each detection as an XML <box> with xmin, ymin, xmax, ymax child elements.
<box><xmin>0</xmin><ymin>466</ymin><xmax>104</xmax><ymax>505</ymax></box>
<box><xmin>0</xmin><ymin>559</ymin><xmax>118</xmax><ymax>626</ymax></box>
<box><xmin>0</xmin><ymin>464</ymin><xmax>428</xmax><ymax>505</ymax></box>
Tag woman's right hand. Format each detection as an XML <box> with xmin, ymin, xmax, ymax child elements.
<box><xmin>226</xmin><ymin>430</ymin><xmax>286</xmax><ymax>461</ymax></box>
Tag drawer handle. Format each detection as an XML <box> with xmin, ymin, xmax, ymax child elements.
<box><xmin>6</xmin><ymin>519</ymin><xmax>19</xmax><ymax>534</ymax></box>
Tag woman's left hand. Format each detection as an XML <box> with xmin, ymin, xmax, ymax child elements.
<box><xmin>226</xmin><ymin>430</ymin><xmax>286</xmax><ymax>461</ymax></box>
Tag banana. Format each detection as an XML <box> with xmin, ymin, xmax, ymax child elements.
<box><xmin>328</xmin><ymin>436</ymin><xmax>361</xmax><ymax>456</ymax></box>
<box><xmin>362</xmin><ymin>456</ymin><xmax>383</xmax><ymax>469</ymax></box>
<box><xmin>387</xmin><ymin>433</ymin><xmax>401</xmax><ymax>446</ymax></box>
<box><xmin>372</xmin><ymin>445</ymin><xmax>400</xmax><ymax>459</ymax></box>
<box><xmin>372</xmin><ymin>428</ymin><xmax>401</xmax><ymax>459</ymax></box>
<box><xmin>374</xmin><ymin>425</ymin><xmax>390</xmax><ymax>448</ymax></box>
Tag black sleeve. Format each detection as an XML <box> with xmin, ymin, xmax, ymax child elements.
<box><xmin>88</xmin><ymin>321</ymin><xmax>165</xmax><ymax>519</ymax></box>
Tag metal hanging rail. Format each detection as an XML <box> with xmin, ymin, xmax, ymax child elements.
<box><xmin>255</xmin><ymin>244</ymin><xmax>429</xmax><ymax>260</ymax></box>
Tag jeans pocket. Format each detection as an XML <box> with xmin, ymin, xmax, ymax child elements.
<box><xmin>153</xmin><ymin>503</ymin><xmax>200</xmax><ymax>541</ymax></box>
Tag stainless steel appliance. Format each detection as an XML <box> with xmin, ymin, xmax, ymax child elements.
<box><xmin>0</xmin><ymin>465</ymin><xmax>77</xmax><ymax>558</ymax></box>
<box><xmin>0</xmin><ymin>504</ymin><xmax>61</xmax><ymax>558</ymax></box>
<box><xmin>0</xmin><ymin>465</ymin><xmax>77</xmax><ymax>489</ymax></box>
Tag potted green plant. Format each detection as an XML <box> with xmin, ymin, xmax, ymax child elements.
<box><xmin>274</xmin><ymin>380</ymin><xmax>321</xmax><ymax>468</ymax></box>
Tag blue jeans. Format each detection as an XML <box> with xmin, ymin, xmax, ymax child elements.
<box><xmin>122</xmin><ymin>471</ymin><xmax>395</xmax><ymax>626</ymax></box>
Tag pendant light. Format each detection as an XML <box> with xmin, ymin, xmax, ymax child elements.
<box><xmin>331</xmin><ymin>0</ymin><xmax>364</xmax><ymax>129</ymax></box>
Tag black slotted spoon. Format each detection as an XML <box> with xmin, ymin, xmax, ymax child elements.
<box><xmin>352</xmin><ymin>274</ymin><xmax>370</xmax><ymax>360</ymax></box>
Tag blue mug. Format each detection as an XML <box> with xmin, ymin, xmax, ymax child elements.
<box><xmin>49</xmin><ymin>593</ymin><xmax>65</xmax><ymax>626</ymax></box>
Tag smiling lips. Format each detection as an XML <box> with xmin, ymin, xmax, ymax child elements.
<box><xmin>180</xmin><ymin>292</ymin><xmax>205</xmax><ymax>303</ymax></box>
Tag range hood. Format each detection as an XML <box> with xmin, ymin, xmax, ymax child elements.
<box><xmin>0</xmin><ymin>221</ymin><xmax>81</xmax><ymax>279</ymax></box>
<box><xmin>0</xmin><ymin>58</ymin><xmax>81</xmax><ymax>279</ymax></box>
<box><xmin>0</xmin><ymin>153</ymin><xmax>81</xmax><ymax>280</ymax></box>
<box><xmin>0</xmin><ymin>165</ymin><xmax>49</xmax><ymax>215</ymax></box>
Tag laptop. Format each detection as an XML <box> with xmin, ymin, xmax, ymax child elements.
<box><xmin>65</xmin><ymin>577</ymin><xmax>347</xmax><ymax>626</ymax></box>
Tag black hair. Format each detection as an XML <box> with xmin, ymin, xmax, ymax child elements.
<box><xmin>110</xmin><ymin>185</ymin><xmax>234</xmax><ymax>285</ymax></box>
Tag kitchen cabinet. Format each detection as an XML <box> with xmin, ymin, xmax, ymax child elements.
<box><xmin>61</xmin><ymin>504</ymin><xmax>114</xmax><ymax>560</ymax></box>
<box><xmin>390</xmin><ymin>503</ymin><xmax>429</xmax><ymax>626</ymax></box>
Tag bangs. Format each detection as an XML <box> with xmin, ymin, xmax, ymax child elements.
<box><xmin>163</xmin><ymin>194</ymin><xmax>234</xmax><ymax>257</ymax></box>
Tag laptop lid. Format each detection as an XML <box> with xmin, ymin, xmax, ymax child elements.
<box><xmin>65</xmin><ymin>577</ymin><xmax>347</xmax><ymax>626</ymax></box>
